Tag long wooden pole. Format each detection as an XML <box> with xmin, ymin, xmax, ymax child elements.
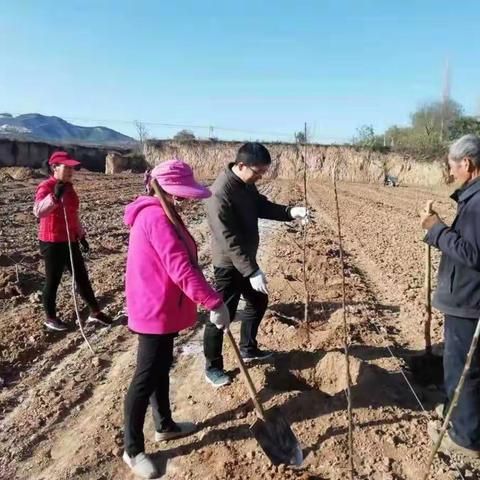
<box><xmin>333</xmin><ymin>163</ymin><xmax>354</xmax><ymax>480</ymax></box>
<box><xmin>424</xmin><ymin>200</ymin><xmax>433</xmax><ymax>354</ymax></box>
<box><xmin>302</xmin><ymin>122</ymin><xmax>309</xmax><ymax>324</ymax></box>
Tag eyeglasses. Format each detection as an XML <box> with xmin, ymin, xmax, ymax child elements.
<box><xmin>246</xmin><ymin>165</ymin><xmax>269</xmax><ymax>176</ymax></box>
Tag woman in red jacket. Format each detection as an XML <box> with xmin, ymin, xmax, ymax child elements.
<box><xmin>33</xmin><ymin>151</ymin><xmax>111</xmax><ymax>331</ymax></box>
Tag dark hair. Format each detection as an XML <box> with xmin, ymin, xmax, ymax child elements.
<box><xmin>235</xmin><ymin>142</ymin><xmax>271</xmax><ymax>166</ymax></box>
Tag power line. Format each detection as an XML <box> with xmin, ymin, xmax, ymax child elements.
<box><xmin>8</xmin><ymin>112</ymin><xmax>350</xmax><ymax>143</ymax></box>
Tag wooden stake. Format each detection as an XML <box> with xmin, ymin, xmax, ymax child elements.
<box><xmin>333</xmin><ymin>162</ymin><xmax>355</xmax><ymax>480</ymax></box>
<box><xmin>302</xmin><ymin>122</ymin><xmax>309</xmax><ymax>325</ymax></box>
<box><xmin>424</xmin><ymin>200</ymin><xmax>433</xmax><ymax>354</ymax></box>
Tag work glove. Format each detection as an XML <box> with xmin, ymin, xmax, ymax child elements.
<box><xmin>80</xmin><ymin>237</ymin><xmax>90</xmax><ymax>254</ymax></box>
<box><xmin>249</xmin><ymin>268</ymin><xmax>268</xmax><ymax>295</ymax></box>
<box><xmin>209</xmin><ymin>303</ymin><xmax>230</xmax><ymax>330</ymax></box>
<box><xmin>290</xmin><ymin>206</ymin><xmax>311</xmax><ymax>225</ymax></box>
<box><xmin>54</xmin><ymin>181</ymin><xmax>65</xmax><ymax>200</ymax></box>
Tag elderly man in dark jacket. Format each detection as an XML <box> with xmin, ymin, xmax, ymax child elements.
<box><xmin>423</xmin><ymin>134</ymin><xmax>480</xmax><ymax>458</ymax></box>
<box><xmin>204</xmin><ymin>142</ymin><xmax>309</xmax><ymax>387</ymax></box>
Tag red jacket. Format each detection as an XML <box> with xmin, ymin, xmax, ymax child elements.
<box><xmin>33</xmin><ymin>177</ymin><xmax>84</xmax><ymax>242</ymax></box>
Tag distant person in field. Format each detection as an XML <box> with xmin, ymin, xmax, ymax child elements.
<box><xmin>33</xmin><ymin>151</ymin><xmax>112</xmax><ymax>332</ymax></box>
<box><xmin>203</xmin><ymin>142</ymin><xmax>310</xmax><ymax>387</ymax></box>
<box><xmin>422</xmin><ymin>134</ymin><xmax>480</xmax><ymax>458</ymax></box>
<box><xmin>122</xmin><ymin>160</ymin><xmax>230</xmax><ymax>479</ymax></box>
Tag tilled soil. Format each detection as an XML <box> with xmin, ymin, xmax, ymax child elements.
<box><xmin>0</xmin><ymin>171</ymin><xmax>477</xmax><ymax>480</ymax></box>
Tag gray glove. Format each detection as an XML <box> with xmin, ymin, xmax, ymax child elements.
<box><xmin>209</xmin><ymin>303</ymin><xmax>230</xmax><ymax>330</ymax></box>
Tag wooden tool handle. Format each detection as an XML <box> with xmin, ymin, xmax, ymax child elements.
<box><xmin>425</xmin><ymin>200</ymin><xmax>433</xmax><ymax>215</ymax></box>
<box><xmin>424</xmin><ymin>200</ymin><xmax>433</xmax><ymax>353</ymax></box>
<box><xmin>150</xmin><ymin>178</ymin><xmax>198</xmax><ymax>267</ymax></box>
<box><xmin>225</xmin><ymin>329</ymin><xmax>266</xmax><ymax>421</ymax></box>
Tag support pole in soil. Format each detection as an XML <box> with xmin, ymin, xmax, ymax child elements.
<box><xmin>302</xmin><ymin>122</ymin><xmax>309</xmax><ymax>325</ymax></box>
<box><xmin>333</xmin><ymin>161</ymin><xmax>355</xmax><ymax>479</ymax></box>
<box><xmin>422</xmin><ymin>317</ymin><xmax>480</xmax><ymax>480</ymax></box>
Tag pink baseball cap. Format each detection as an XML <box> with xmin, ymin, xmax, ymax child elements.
<box><xmin>150</xmin><ymin>160</ymin><xmax>211</xmax><ymax>199</ymax></box>
<box><xmin>48</xmin><ymin>151</ymin><xmax>81</xmax><ymax>167</ymax></box>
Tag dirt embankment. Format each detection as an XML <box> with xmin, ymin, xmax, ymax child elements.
<box><xmin>0</xmin><ymin>138</ymin><xmax>134</xmax><ymax>172</ymax></box>
<box><xmin>145</xmin><ymin>140</ymin><xmax>446</xmax><ymax>187</ymax></box>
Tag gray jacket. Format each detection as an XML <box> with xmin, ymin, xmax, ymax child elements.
<box><xmin>206</xmin><ymin>164</ymin><xmax>292</xmax><ymax>276</ymax></box>
<box><xmin>425</xmin><ymin>178</ymin><xmax>480</xmax><ymax>318</ymax></box>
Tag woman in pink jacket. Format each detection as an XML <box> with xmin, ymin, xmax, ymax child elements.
<box><xmin>123</xmin><ymin>160</ymin><xmax>230</xmax><ymax>479</ymax></box>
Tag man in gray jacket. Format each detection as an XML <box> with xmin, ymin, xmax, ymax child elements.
<box><xmin>204</xmin><ymin>142</ymin><xmax>309</xmax><ymax>387</ymax></box>
<box><xmin>422</xmin><ymin>134</ymin><xmax>480</xmax><ymax>458</ymax></box>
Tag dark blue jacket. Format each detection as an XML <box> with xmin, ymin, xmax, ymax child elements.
<box><xmin>426</xmin><ymin>178</ymin><xmax>480</xmax><ymax>318</ymax></box>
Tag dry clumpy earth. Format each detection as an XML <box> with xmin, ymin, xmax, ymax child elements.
<box><xmin>0</xmin><ymin>167</ymin><xmax>478</xmax><ymax>480</ymax></box>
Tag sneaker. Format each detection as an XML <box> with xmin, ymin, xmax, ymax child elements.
<box><xmin>240</xmin><ymin>348</ymin><xmax>273</xmax><ymax>363</ymax></box>
<box><xmin>87</xmin><ymin>311</ymin><xmax>112</xmax><ymax>326</ymax></box>
<box><xmin>122</xmin><ymin>451</ymin><xmax>158</xmax><ymax>479</ymax></box>
<box><xmin>427</xmin><ymin>420</ymin><xmax>480</xmax><ymax>459</ymax></box>
<box><xmin>44</xmin><ymin>317</ymin><xmax>68</xmax><ymax>332</ymax></box>
<box><xmin>154</xmin><ymin>420</ymin><xmax>196</xmax><ymax>441</ymax></box>
<box><xmin>205</xmin><ymin>369</ymin><xmax>231</xmax><ymax>388</ymax></box>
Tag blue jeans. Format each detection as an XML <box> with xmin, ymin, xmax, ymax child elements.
<box><xmin>444</xmin><ymin>314</ymin><xmax>480</xmax><ymax>450</ymax></box>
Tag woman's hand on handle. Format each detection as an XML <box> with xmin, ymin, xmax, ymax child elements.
<box><xmin>209</xmin><ymin>303</ymin><xmax>230</xmax><ymax>330</ymax></box>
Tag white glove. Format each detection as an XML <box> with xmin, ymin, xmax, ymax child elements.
<box><xmin>209</xmin><ymin>303</ymin><xmax>230</xmax><ymax>330</ymax></box>
<box><xmin>249</xmin><ymin>269</ymin><xmax>268</xmax><ymax>295</ymax></box>
<box><xmin>290</xmin><ymin>206</ymin><xmax>311</xmax><ymax>225</ymax></box>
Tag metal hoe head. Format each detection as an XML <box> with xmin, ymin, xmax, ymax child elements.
<box><xmin>250</xmin><ymin>407</ymin><xmax>303</xmax><ymax>466</ymax></box>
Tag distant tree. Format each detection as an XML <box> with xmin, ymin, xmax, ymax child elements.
<box><xmin>134</xmin><ymin>120</ymin><xmax>149</xmax><ymax>155</ymax></box>
<box><xmin>294</xmin><ymin>131</ymin><xmax>306</xmax><ymax>143</ymax></box>
<box><xmin>174</xmin><ymin>129</ymin><xmax>196</xmax><ymax>142</ymax></box>
<box><xmin>448</xmin><ymin>116</ymin><xmax>480</xmax><ymax>140</ymax></box>
<box><xmin>353</xmin><ymin>124</ymin><xmax>380</xmax><ymax>148</ymax></box>
<box><xmin>411</xmin><ymin>99</ymin><xmax>463</xmax><ymax>139</ymax></box>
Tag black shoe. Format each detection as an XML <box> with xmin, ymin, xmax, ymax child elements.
<box><xmin>155</xmin><ymin>420</ymin><xmax>196</xmax><ymax>441</ymax></box>
<box><xmin>87</xmin><ymin>311</ymin><xmax>112</xmax><ymax>326</ymax></box>
<box><xmin>240</xmin><ymin>348</ymin><xmax>273</xmax><ymax>363</ymax></box>
<box><xmin>44</xmin><ymin>317</ymin><xmax>68</xmax><ymax>332</ymax></box>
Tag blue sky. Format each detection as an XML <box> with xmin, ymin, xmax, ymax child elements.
<box><xmin>1</xmin><ymin>1</ymin><xmax>479</xmax><ymax>143</ymax></box>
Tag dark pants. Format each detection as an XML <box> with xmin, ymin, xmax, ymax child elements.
<box><xmin>203</xmin><ymin>266</ymin><xmax>268</xmax><ymax>372</ymax></box>
<box><xmin>444</xmin><ymin>314</ymin><xmax>480</xmax><ymax>450</ymax></box>
<box><xmin>39</xmin><ymin>240</ymin><xmax>99</xmax><ymax>319</ymax></box>
<box><xmin>124</xmin><ymin>333</ymin><xmax>176</xmax><ymax>456</ymax></box>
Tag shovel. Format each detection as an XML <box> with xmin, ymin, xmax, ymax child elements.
<box><xmin>407</xmin><ymin>200</ymin><xmax>444</xmax><ymax>386</ymax></box>
<box><xmin>150</xmin><ymin>178</ymin><xmax>303</xmax><ymax>465</ymax></box>
<box><xmin>225</xmin><ymin>329</ymin><xmax>303</xmax><ymax>466</ymax></box>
